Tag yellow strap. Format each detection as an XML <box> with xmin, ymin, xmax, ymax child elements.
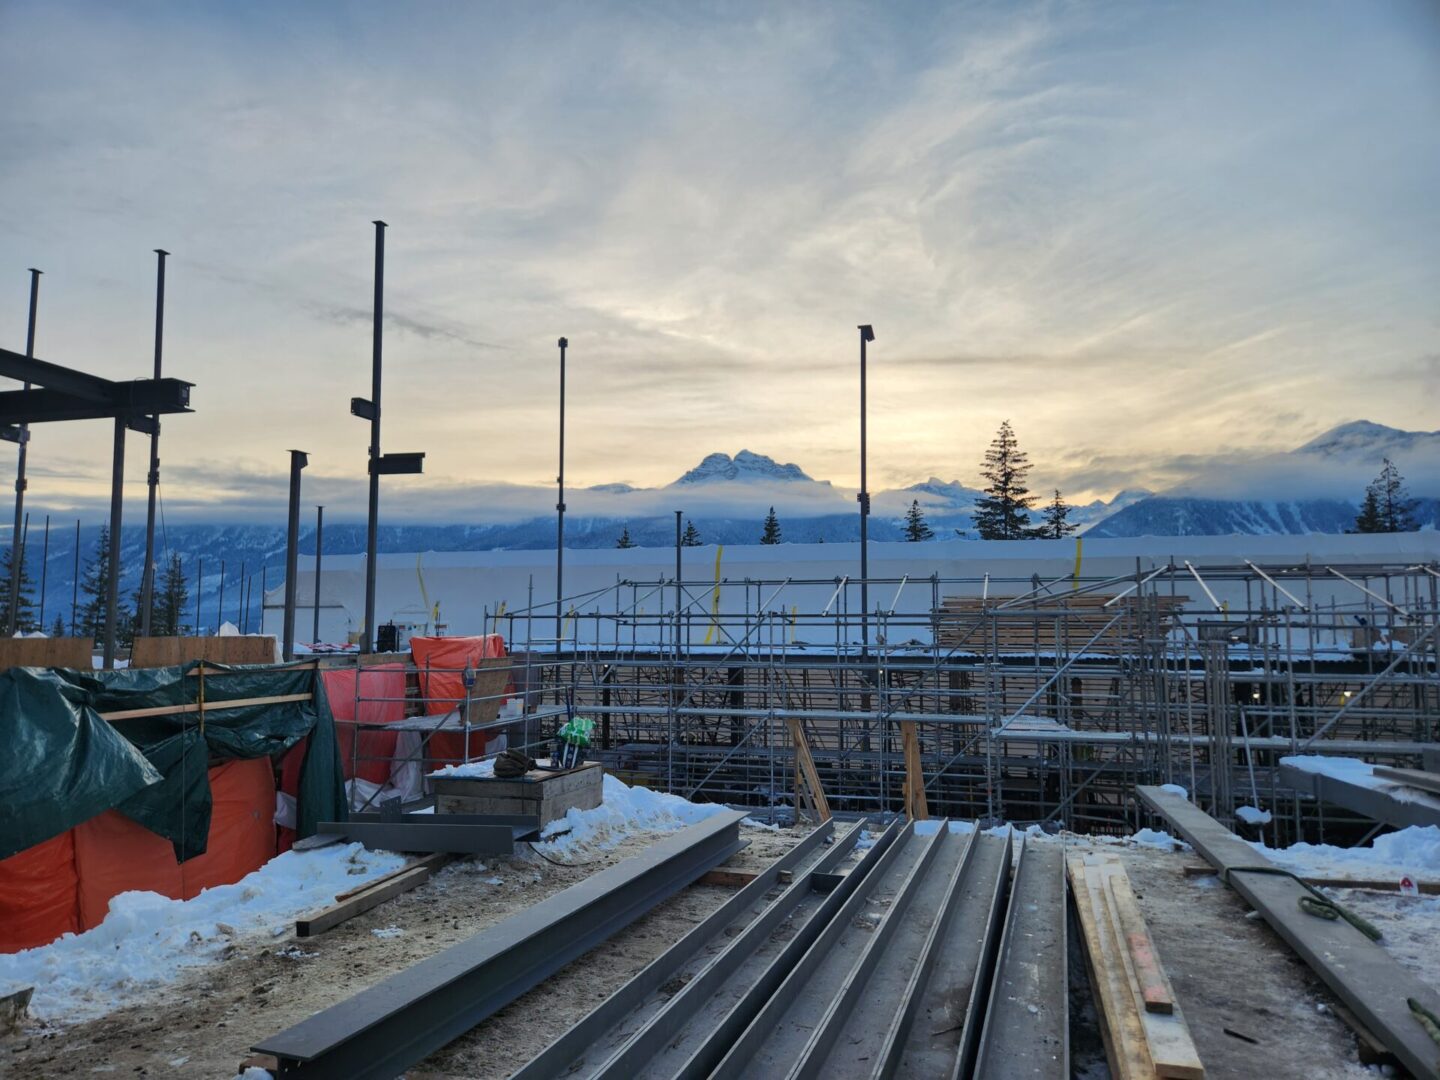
<box><xmin>702</xmin><ymin>546</ymin><xmax>724</xmax><ymax>645</ymax></box>
<box><xmin>1072</xmin><ymin>536</ymin><xmax>1084</xmax><ymax>588</ymax></box>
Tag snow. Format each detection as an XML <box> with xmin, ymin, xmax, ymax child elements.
<box><xmin>533</xmin><ymin>774</ymin><xmax>735</xmax><ymax>859</ymax></box>
<box><xmin>1129</xmin><ymin>828</ymin><xmax>1183</xmax><ymax>850</ymax></box>
<box><xmin>1235</xmin><ymin>805</ymin><xmax>1273</xmax><ymax>826</ymax></box>
<box><xmin>1251</xmin><ymin>825</ymin><xmax>1440</xmax><ymax>881</ymax></box>
<box><xmin>1160</xmin><ymin>783</ymin><xmax>1189</xmax><ymax>799</ymax></box>
<box><xmin>0</xmin><ymin>842</ymin><xmax>406</xmax><ymax>1022</ymax></box>
<box><xmin>1281</xmin><ymin>755</ymin><xmax>1440</xmax><ymax>808</ymax></box>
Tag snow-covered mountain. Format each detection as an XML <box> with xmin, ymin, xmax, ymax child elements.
<box><xmin>672</xmin><ymin>450</ymin><xmax>818</xmax><ymax>486</ymax></box>
<box><xmin>1087</xmin><ymin>421</ymin><xmax>1440</xmax><ymax>537</ymax></box>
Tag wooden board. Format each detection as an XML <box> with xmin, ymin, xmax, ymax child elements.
<box><xmin>296</xmin><ymin>865</ymin><xmax>432</xmax><ymax>937</ymax></box>
<box><xmin>900</xmin><ymin>720</ymin><xmax>930</xmax><ymax>821</ymax></box>
<box><xmin>1070</xmin><ymin>854</ymin><xmax>1153</xmax><ymax>1080</ymax></box>
<box><xmin>934</xmin><ymin>593</ymin><xmax>1188</xmax><ymax>654</ymax></box>
<box><xmin>0</xmin><ymin>637</ymin><xmax>93</xmax><ymax>671</ymax></box>
<box><xmin>130</xmin><ymin>635</ymin><xmax>277</xmax><ymax>668</ymax></box>
<box><xmin>1372</xmin><ymin>765</ymin><xmax>1440</xmax><ymax>797</ymax></box>
<box><xmin>787</xmin><ymin>716</ymin><xmax>831</xmax><ymax>823</ymax></box>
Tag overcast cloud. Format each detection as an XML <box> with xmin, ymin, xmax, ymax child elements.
<box><xmin>1</xmin><ymin>1</ymin><xmax>1438</xmax><ymax>525</ymax></box>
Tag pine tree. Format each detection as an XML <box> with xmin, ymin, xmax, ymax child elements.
<box><xmin>50</xmin><ymin>615</ymin><xmax>65</xmax><ymax>638</ymax></box>
<box><xmin>681</xmin><ymin>520</ymin><xmax>702</xmax><ymax>547</ymax></box>
<box><xmin>972</xmin><ymin>420</ymin><xmax>1037</xmax><ymax>540</ymax></box>
<box><xmin>1374</xmin><ymin>458</ymin><xmax>1416</xmax><ymax>533</ymax></box>
<box><xmin>1352</xmin><ymin>488</ymin><xmax>1384</xmax><ymax>533</ymax></box>
<box><xmin>156</xmin><ymin>553</ymin><xmax>189</xmax><ymax>636</ymax></box>
<box><xmin>616</xmin><ymin>527</ymin><xmax>636</xmax><ymax>549</ymax></box>
<box><xmin>78</xmin><ymin>526</ymin><xmax>116</xmax><ymax>642</ymax></box>
<box><xmin>1035</xmin><ymin>489</ymin><xmax>1078</xmax><ymax>539</ymax></box>
<box><xmin>903</xmin><ymin>500</ymin><xmax>934</xmax><ymax>542</ymax></box>
<box><xmin>760</xmin><ymin>507</ymin><xmax>782</xmax><ymax>545</ymax></box>
<box><xmin>0</xmin><ymin>542</ymin><xmax>37</xmax><ymax>634</ymax></box>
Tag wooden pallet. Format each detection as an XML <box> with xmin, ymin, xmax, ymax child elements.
<box><xmin>1069</xmin><ymin>852</ymin><xmax>1204</xmax><ymax>1079</ymax></box>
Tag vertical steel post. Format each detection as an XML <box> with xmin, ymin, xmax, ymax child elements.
<box><xmin>194</xmin><ymin>556</ymin><xmax>202</xmax><ymax>634</ymax></box>
<box><xmin>312</xmin><ymin>505</ymin><xmax>324</xmax><ymax>645</ymax></box>
<box><xmin>556</xmin><ymin>336</ymin><xmax>568</xmax><ymax>646</ymax></box>
<box><xmin>675</xmin><ymin>509</ymin><xmax>682</xmax><ymax>614</ymax></box>
<box><xmin>857</xmin><ymin>325</ymin><xmax>874</xmax><ymax>656</ymax></box>
<box><xmin>70</xmin><ymin>518</ymin><xmax>79</xmax><ymax>635</ymax></box>
<box><xmin>237</xmin><ymin>559</ymin><xmax>246</xmax><ymax>629</ymax></box>
<box><xmin>362</xmin><ymin>222</ymin><xmax>386</xmax><ymax>653</ymax></box>
<box><xmin>217</xmin><ymin>559</ymin><xmax>225</xmax><ymax>631</ymax></box>
<box><xmin>101</xmin><ymin>418</ymin><xmax>125</xmax><ymax>668</ymax></box>
<box><xmin>282</xmin><ymin>450</ymin><xmax>308</xmax><ymax>661</ymax></box>
<box><xmin>7</xmin><ymin>268</ymin><xmax>41</xmax><ymax>635</ymax></box>
<box><xmin>138</xmin><ymin>249</ymin><xmax>168</xmax><ymax>636</ymax></box>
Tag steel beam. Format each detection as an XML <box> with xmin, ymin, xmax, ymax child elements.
<box><xmin>972</xmin><ymin>839</ymin><xmax>1068</xmax><ymax>1080</ymax></box>
<box><xmin>1138</xmin><ymin>785</ymin><xmax>1440</xmax><ymax>1080</ymax></box>
<box><xmin>1278</xmin><ymin>761</ymin><xmax>1440</xmax><ymax>831</ymax></box>
<box><xmin>255</xmin><ymin>811</ymin><xmax>748</xmax><ymax>1079</ymax></box>
<box><xmin>513</xmin><ymin>819</ymin><xmax>848</xmax><ymax>1080</ymax></box>
<box><xmin>315</xmin><ymin>820</ymin><xmax>523</xmax><ymax>855</ymax></box>
<box><xmin>0</xmin><ymin>379</ymin><xmax>191</xmax><ymax>424</ymax></box>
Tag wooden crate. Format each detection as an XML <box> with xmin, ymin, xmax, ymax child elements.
<box><xmin>433</xmin><ymin>762</ymin><xmax>603</xmax><ymax>826</ymax></box>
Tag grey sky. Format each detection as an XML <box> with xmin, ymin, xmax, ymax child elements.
<box><xmin>2</xmin><ymin>0</ymin><xmax>1437</xmax><ymax>521</ymax></box>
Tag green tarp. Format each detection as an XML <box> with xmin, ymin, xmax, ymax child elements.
<box><xmin>0</xmin><ymin>661</ymin><xmax>346</xmax><ymax>861</ymax></box>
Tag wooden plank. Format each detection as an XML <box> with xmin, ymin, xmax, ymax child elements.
<box><xmin>296</xmin><ymin>865</ymin><xmax>432</xmax><ymax>937</ymax></box>
<box><xmin>1106</xmin><ymin>871</ymin><xmax>1175</xmax><ymax>1015</ymax></box>
<box><xmin>1069</xmin><ymin>855</ymin><xmax>1152</xmax><ymax>1080</ymax></box>
<box><xmin>130</xmin><ymin>635</ymin><xmax>277</xmax><ymax>667</ymax></box>
<box><xmin>1372</xmin><ymin>765</ymin><xmax>1440</xmax><ymax>796</ymax></box>
<box><xmin>99</xmin><ymin>692</ymin><xmax>312</xmax><ymax>721</ymax></box>
<box><xmin>1087</xmin><ymin>856</ymin><xmax>1203</xmax><ymax>1078</ymax></box>
<box><xmin>900</xmin><ymin>720</ymin><xmax>930</xmax><ymax>821</ymax></box>
<box><xmin>0</xmin><ymin>637</ymin><xmax>93</xmax><ymax>670</ymax></box>
<box><xmin>332</xmin><ymin>853</ymin><xmax>455</xmax><ymax>903</ymax></box>
<box><xmin>1138</xmin><ymin>785</ymin><xmax>1440</xmax><ymax>1080</ymax></box>
<box><xmin>787</xmin><ymin>716</ymin><xmax>831</xmax><ymax>823</ymax></box>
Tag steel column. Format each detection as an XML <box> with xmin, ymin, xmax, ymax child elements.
<box><xmin>138</xmin><ymin>249</ymin><xmax>167</xmax><ymax>636</ymax></box>
<box><xmin>312</xmin><ymin>505</ymin><xmax>323</xmax><ymax>644</ymax></box>
<box><xmin>6</xmin><ymin>268</ymin><xmax>40</xmax><ymax>635</ymax></box>
<box><xmin>101</xmin><ymin>417</ymin><xmax>124</xmax><ymax>668</ymax></box>
<box><xmin>362</xmin><ymin>220</ymin><xmax>385</xmax><ymax>653</ymax></box>
<box><xmin>282</xmin><ymin>450</ymin><xmax>308</xmax><ymax>660</ymax></box>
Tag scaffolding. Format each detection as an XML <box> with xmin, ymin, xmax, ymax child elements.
<box><xmin>459</xmin><ymin>558</ymin><xmax>1440</xmax><ymax>843</ymax></box>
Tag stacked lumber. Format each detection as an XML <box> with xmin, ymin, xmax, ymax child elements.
<box><xmin>933</xmin><ymin>594</ymin><xmax>1189</xmax><ymax>654</ymax></box>
<box><xmin>1069</xmin><ymin>851</ymin><xmax>1204</xmax><ymax>1079</ymax></box>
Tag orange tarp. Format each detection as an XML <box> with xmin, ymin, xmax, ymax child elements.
<box><xmin>411</xmin><ymin>635</ymin><xmax>508</xmax><ymax>767</ymax></box>
<box><xmin>0</xmin><ymin>831</ymin><xmax>81</xmax><ymax>953</ymax></box>
<box><xmin>325</xmin><ymin>663</ymin><xmax>407</xmax><ymax>784</ymax></box>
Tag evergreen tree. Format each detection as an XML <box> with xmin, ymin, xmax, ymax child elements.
<box><xmin>903</xmin><ymin>500</ymin><xmax>934</xmax><ymax>542</ymax></box>
<box><xmin>156</xmin><ymin>553</ymin><xmax>189</xmax><ymax>636</ymax></box>
<box><xmin>616</xmin><ymin>527</ymin><xmax>636</xmax><ymax>549</ymax></box>
<box><xmin>760</xmin><ymin>506</ymin><xmax>782</xmax><ymax>545</ymax></box>
<box><xmin>681</xmin><ymin>519</ymin><xmax>702</xmax><ymax>547</ymax></box>
<box><xmin>1358</xmin><ymin>458</ymin><xmax>1417</xmax><ymax>533</ymax></box>
<box><xmin>1352</xmin><ymin>488</ymin><xmax>1384</xmax><ymax>534</ymax></box>
<box><xmin>1035</xmin><ymin>489</ymin><xmax>1078</xmax><ymax>539</ymax></box>
<box><xmin>972</xmin><ymin>420</ymin><xmax>1037</xmax><ymax>540</ymax></box>
<box><xmin>50</xmin><ymin>615</ymin><xmax>65</xmax><ymax>638</ymax></box>
<box><xmin>0</xmin><ymin>542</ymin><xmax>37</xmax><ymax>634</ymax></box>
<box><xmin>78</xmin><ymin>526</ymin><xmax>118</xmax><ymax>642</ymax></box>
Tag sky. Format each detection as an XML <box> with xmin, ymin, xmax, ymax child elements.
<box><xmin>1</xmin><ymin>0</ymin><xmax>1438</xmax><ymax>524</ymax></box>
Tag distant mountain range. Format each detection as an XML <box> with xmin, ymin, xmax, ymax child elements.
<box><xmin>3</xmin><ymin>421</ymin><xmax>1435</xmax><ymax>630</ymax></box>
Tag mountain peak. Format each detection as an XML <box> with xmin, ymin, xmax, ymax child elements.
<box><xmin>671</xmin><ymin>450</ymin><xmax>814</xmax><ymax>485</ymax></box>
<box><xmin>1297</xmin><ymin>420</ymin><xmax>1439</xmax><ymax>460</ymax></box>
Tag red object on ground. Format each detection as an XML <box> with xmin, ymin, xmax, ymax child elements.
<box><xmin>0</xmin><ymin>831</ymin><xmax>81</xmax><ymax>952</ymax></box>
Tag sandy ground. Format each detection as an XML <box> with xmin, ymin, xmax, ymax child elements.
<box><xmin>0</xmin><ymin>825</ymin><xmax>805</xmax><ymax>1080</ymax></box>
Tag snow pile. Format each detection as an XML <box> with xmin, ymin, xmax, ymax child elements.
<box><xmin>1253</xmin><ymin>825</ymin><xmax>1440</xmax><ymax>881</ymax></box>
<box><xmin>430</xmin><ymin>758</ymin><xmax>498</xmax><ymax>779</ymax></box>
<box><xmin>1129</xmin><ymin>828</ymin><xmax>1183</xmax><ymax>850</ymax></box>
<box><xmin>0</xmin><ymin>842</ymin><xmax>405</xmax><ymax>1022</ymax></box>
<box><xmin>535</xmin><ymin>774</ymin><xmax>733</xmax><ymax>858</ymax></box>
<box><xmin>1160</xmin><ymin>783</ymin><xmax>1189</xmax><ymax>798</ymax></box>
<box><xmin>1235</xmin><ymin>805</ymin><xmax>1273</xmax><ymax>826</ymax></box>
<box><xmin>1282</xmin><ymin>755</ymin><xmax>1385</xmax><ymax>787</ymax></box>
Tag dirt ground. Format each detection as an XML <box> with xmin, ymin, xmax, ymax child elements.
<box><xmin>0</xmin><ymin>825</ymin><xmax>805</xmax><ymax>1080</ymax></box>
<box><xmin>1069</xmin><ymin>837</ymin><xmax>1417</xmax><ymax>1080</ymax></box>
<box><xmin>4</xmin><ymin>826</ymin><xmax>1435</xmax><ymax>1080</ymax></box>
